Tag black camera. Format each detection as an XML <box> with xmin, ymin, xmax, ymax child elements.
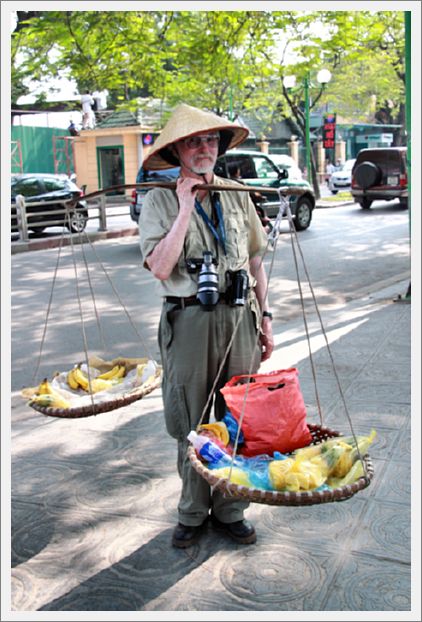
<box><xmin>225</xmin><ymin>269</ymin><xmax>249</xmax><ymax>306</ymax></box>
<box><xmin>196</xmin><ymin>252</ymin><xmax>219</xmax><ymax>311</ymax></box>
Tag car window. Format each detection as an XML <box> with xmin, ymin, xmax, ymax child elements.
<box><xmin>356</xmin><ymin>150</ymin><xmax>403</xmax><ymax>172</ymax></box>
<box><xmin>251</xmin><ymin>156</ymin><xmax>279</xmax><ymax>180</ymax></box>
<box><xmin>224</xmin><ymin>155</ymin><xmax>256</xmax><ymax>178</ymax></box>
<box><xmin>43</xmin><ymin>178</ymin><xmax>68</xmax><ymax>192</ymax></box>
<box><xmin>12</xmin><ymin>178</ymin><xmax>42</xmax><ymax>197</ymax></box>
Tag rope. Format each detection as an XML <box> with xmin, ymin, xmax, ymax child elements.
<box><xmin>67</xmin><ymin>211</ymin><xmax>96</xmax><ymax>412</ymax></box>
<box><xmin>32</xmin><ymin>227</ymin><xmax>67</xmax><ymax>384</ymax></box>
<box><xmin>280</xmin><ymin>191</ymin><xmax>324</xmax><ymax>427</ymax></box>
<box><xmin>74</xmin><ymin>223</ymin><xmax>108</xmax><ymax>354</ymax></box>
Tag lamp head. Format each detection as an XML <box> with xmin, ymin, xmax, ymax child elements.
<box><xmin>283</xmin><ymin>75</ymin><xmax>297</xmax><ymax>89</ymax></box>
<box><xmin>317</xmin><ymin>69</ymin><xmax>332</xmax><ymax>85</ymax></box>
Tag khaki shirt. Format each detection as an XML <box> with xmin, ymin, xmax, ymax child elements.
<box><xmin>139</xmin><ymin>175</ymin><xmax>267</xmax><ymax>297</ymax></box>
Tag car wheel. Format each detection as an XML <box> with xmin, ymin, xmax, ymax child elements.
<box><xmin>293</xmin><ymin>198</ymin><xmax>313</xmax><ymax>230</ymax></box>
<box><xmin>359</xmin><ymin>198</ymin><xmax>373</xmax><ymax>209</ymax></box>
<box><xmin>399</xmin><ymin>199</ymin><xmax>408</xmax><ymax>209</ymax></box>
<box><xmin>331</xmin><ymin>190</ymin><xmax>338</xmax><ymax>195</ymax></box>
<box><xmin>66</xmin><ymin>207</ymin><xmax>88</xmax><ymax>233</ymax></box>
<box><xmin>354</xmin><ymin>161</ymin><xmax>382</xmax><ymax>189</ymax></box>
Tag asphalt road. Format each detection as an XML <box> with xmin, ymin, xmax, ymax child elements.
<box><xmin>10</xmin><ymin>200</ymin><xmax>411</xmax><ymax>392</ymax></box>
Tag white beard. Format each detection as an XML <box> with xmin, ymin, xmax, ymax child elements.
<box><xmin>191</xmin><ymin>163</ymin><xmax>215</xmax><ymax>175</ymax></box>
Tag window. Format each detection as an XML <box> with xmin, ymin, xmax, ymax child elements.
<box><xmin>252</xmin><ymin>156</ymin><xmax>279</xmax><ymax>180</ymax></box>
<box><xmin>12</xmin><ymin>178</ymin><xmax>42</xmax><ymax>197</ymax></box>
<box><xmin>227</xmin><ymin>155</ymin><xmax>256</xmax><ymax>179</ymax></box>
<box><xmin>43</xmin><ymin>178</ymin><xmax>68</xmax><ymax>192</ymax></box>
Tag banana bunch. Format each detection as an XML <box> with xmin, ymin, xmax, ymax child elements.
<box><xmin>97</xmin><ymin>364</ymin><xmax>126</xmax><ymax>381</ymax></box>
<box><xmin>29</xmin><ymin>378</ymin><xmax>71</xmax><ymax>409</ymax></box>
<box><xmin>66</xmin><ymin>365</ymin><xmax>120</xmax><ymax>394</ymax></box>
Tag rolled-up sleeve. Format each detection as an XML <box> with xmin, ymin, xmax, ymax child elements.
<box><xmin>139</xmin><ymin>189</ymin><xmax>177</xmax><ymax>269</ymax></box>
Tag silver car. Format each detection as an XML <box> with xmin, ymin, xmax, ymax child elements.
<box><xmin>328</xmin><ymin>159</ymin><xmax>356</xmax><ymax>194</ymax></box>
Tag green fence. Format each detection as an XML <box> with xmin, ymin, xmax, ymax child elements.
<box><xmin>11</xmin><ymin>126</ymin><xmax>74</xmax><ymax>175</ymax></box>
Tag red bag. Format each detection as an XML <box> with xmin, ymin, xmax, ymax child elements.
<box><xmin>220</xmin><ymin>368</ymin><xmax>312</xmax><ymax>457</ymax></box>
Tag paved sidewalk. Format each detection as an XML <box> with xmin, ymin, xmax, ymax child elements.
<box><xmin>8</xmin><ymin>273</ymin><xmax>416</xmax><ymax>615</ymax></box>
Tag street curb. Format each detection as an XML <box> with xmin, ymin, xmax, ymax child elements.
<box><xmin>316</xmin><ymin>200</ymin><xmax>355</xmax><ymax>209</ymax></box>
<box><xmin>11</xmin><ymin>227</ymin><xmax>139</xmax><ymax>255</ymax></box>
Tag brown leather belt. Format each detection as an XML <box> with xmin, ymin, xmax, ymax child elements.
<box><xmin>164</xmin><ymin>294</ymin><xmax>227</xmax><ymax>309</ymax></box>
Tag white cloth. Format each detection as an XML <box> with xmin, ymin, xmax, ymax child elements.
<box><xmin>81</xmin><ymin>94</ymin><xmax>94</xmax><ymax>113</ymax></box>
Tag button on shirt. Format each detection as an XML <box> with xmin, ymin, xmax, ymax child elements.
<box><xmin>139</xmin><ymin>175</ymin><xmax>267</xmax><ymax>298</ymax></box>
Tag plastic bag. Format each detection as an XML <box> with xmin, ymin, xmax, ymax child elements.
<box><xmin>220</xmin><ymin>368</ymin><xmax>312</xmax><ymax>456</ymax></box>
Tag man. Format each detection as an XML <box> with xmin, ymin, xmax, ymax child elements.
<box><xmin>139</xmin><ymin>104</ymin><xmax>274</xmax><ymax>548</ymax></box>
<box><xmin>81</xmin><ymin>93</ymin><xmax>96</xmax><ymax>130</ymax></box>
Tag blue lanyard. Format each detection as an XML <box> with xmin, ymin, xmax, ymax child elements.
<box><xmin>194</xmin><ymin>194</ymin><xmax>227</xmax><ymax>255</ymax></box>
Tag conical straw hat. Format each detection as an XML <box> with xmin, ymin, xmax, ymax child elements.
<box><xmin>143</xmin><ymin>103</ymin><xmax>249</xmax><ymax>170</ymax></box>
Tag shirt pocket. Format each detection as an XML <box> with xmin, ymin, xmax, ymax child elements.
<box><xmin>225</xmin><ymin>214</ymin><xmax>249</xmax><ymax>259</ymax></box>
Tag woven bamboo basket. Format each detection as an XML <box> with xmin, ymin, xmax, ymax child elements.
<box><xmin>29</xmin><ymin>371</ymin><xmax>162</xmax><ymax>419</ymax></box>
<box><xmin>188</xmin><ymin>423</ymin><xmax>374</xmax><ymax>506</ymax></box>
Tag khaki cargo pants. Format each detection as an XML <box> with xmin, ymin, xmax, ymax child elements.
<box><xmin>159</xmin><ymin>300</ymin><xmax>261</xmax><ymax>526</ymax></box>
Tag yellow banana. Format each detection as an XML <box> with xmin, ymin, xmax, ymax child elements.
<box><xmin>67</xmin><ymin>368</ymin><xmax>80</xmax><ymax>390</ymax></box>
<box><xmin>97</xmin><ymin>364</ymin><xmax>125</xmax><ymax>380</ymax></box>
<box><xmin>72</xmin><ymin>366</ymin><xmax>90</xmax><ymax>391</ymax></box>
<box><xmin>114</xmin><ymin>365</ymin><xmax>126</xmax><ymax>379</ymax></box>
<box><xmin>73</xmin><ymin>366</ymin><xmax>114</xmax><ymax>393</ymax></box>
<box><xmin>89</xmin><ymin>378</ymin><xmax>114</xmax><ymax>393</ymax></box>
<box><xmin>37</xmin><ymin>378</ymin><xmax>55</xmax><ymax>395</ymax></box>
<box><xmin>29</xmin><ymin>392</ymin><xmax>71</xmax><ymax>409</ymax></box>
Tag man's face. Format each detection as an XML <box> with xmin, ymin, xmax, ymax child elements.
<box><xmin>174</xmin><ymin>131</ymin><xmax>220</xmax><ymax>175</ymax></box>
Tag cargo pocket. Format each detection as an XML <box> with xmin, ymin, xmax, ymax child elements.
<box><xmin>158</xmin><ymin>304</ymin><xmax>177</xmax><ymax>351</ymax></box>
<box><xmin>162</xmin><ymin>381</ymin><xmax>191</xmax><ymax>441</ymax></box>
<box><xmin>248</xmin><ymin>295</ymin><xmax>260</xmax><ymax>333</ymax></box>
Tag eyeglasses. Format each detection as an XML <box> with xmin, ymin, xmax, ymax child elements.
<box><xmin>181</xmin><ymin>134</ymin><xmax>220</xmax><ymax>149</ymax></box>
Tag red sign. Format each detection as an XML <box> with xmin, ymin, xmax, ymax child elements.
<box><xmin>323</xmin><ymin>114</ymin><xmax>336</xmax><ymax>149</ymax></box>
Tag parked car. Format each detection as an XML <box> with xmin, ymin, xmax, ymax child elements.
<box><xmin>11</xmin><ymin>173</ymin><xmax>88</xmax><ymax>234</ymax></box>
<box><xmin>215</xmin><ymin>150</ymin><xmax>315</xmax><ymax>230</ymax></box>
<box><xmin>130</xmin><ymin>166</ymin><xmax>180</xmax><ymax>224</ymax></box>
<box><xmin>328</xmin><ymin>158</ymin><xmax>356</xmax><ymax>194</ymax></box>
<box><xmin>351</xmin><ymin>147</ymin><xmax>408</xmax><ymax>209</ymax></box>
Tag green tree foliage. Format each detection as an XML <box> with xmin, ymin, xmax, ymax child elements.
<box><xmin>12</xmin><ymin>9</ymin><xmax>405</xmax><ymax>192</ymax></box>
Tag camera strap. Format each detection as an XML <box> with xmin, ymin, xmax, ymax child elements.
<box><xmin>194</xmin><ymin>194</ymin><xmax>227</xmax><ymax>255</ymax></box>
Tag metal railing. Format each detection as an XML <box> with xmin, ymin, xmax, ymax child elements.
<box><xmin>11</xmin><ymin>193</ymin><xmax>133</xmax><ymax>242</ymax></box>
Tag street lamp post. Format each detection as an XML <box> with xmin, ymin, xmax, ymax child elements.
<box><xmin>283</xmin><ymin>69</ymin><xmax>332</xmax><ymax>185</ymax></box>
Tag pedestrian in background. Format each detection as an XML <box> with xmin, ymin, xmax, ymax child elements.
<box><xmin>68</xmin><ymin>119</ymin><xmax>79</xmax><ymax>136</ymax></box>
<box><xmin>139</xmin><ymin>103</ymin><xmax>274</xmax><ymax>549</ymax></box>
<box><xmin>81</xmin><ymin>93</ymin><xmax>96</xmax><ymax>129</ymax></box>
<box><xmin>325</xmin><ymin>159</ymin><xmax>335</xmax><ymax>184</ymax></box>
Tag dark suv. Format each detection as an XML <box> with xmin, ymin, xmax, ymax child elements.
<box><xmin>351</xmin><ymin>147</ymin><xmax>408</xmax><ymax>209</ymax></box>
<box><xmin>130</xmin><ymin>150</ymin><xmax>315</xmax><ymax>230</ymax></box>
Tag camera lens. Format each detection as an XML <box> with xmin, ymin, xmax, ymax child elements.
<box><xmin>197</xmin><ymin>252</ymin><xmax>219</xmax><ymax>311</ymax></box>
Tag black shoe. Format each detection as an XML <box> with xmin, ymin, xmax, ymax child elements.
<box><xmin>172</xmin><ymin>522</ymin><xmax>205</xmax><ymax>549</ymax></box>
<box><xmin>210</xmin><ymin>514</ymin><xmax>257</xmax><ymax>545</ymax></box>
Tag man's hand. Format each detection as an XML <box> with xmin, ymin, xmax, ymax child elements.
<box><xmin>260</xmin><ymin>317</ymin><xmax>274</xmax><ymax>361</ymax></box>
<box><xmin>176</xmin><ymin>176</ymin><xmax>205</xmax><ymax>213</ymax></box>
